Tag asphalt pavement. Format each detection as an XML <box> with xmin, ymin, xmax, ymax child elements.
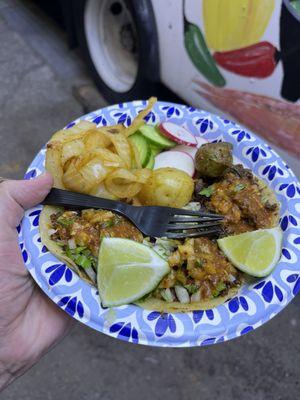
<box><xmin>0</xmin><ymin>1</ymin><xmax>299</xmax><ymax>399</ymax></box>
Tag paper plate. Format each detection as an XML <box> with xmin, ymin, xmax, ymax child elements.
<box><xmin>19</xmin><ymin>101</ymin><xmax>300</xmax><ymax>347</ymax></box>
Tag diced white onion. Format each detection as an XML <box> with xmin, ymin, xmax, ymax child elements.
<box><xmin>68</xmin><ymin>238</ymin><xmax>76</xmax><ymax>249</ymax></box>
<box><xmin>191</xmin><ymin>291</ymin><xmax>201</xmax><ymax>303</ymax></box>
<box><xmin>162</xmin><ymin>288</ymin><xmax>175</xmax><ymax>302</ymax></box>
<box><xmin>174</xmin><ymin>285</ymin><xmax>190</xmax><ymax>304</ymax></box>
<box><xmin>85</xmin><ymin>267</ymin><xmax>96</xmax><ymax>283</ymax></box>
<box><xmin>48</xmin><ymin>229</ymin><xmax>57</xmax><ymax>236</ymax></box>
<box><xmin>183</xmin><ymin>202</ymin><xmax>201</xmax><ymax>211</ymax></box>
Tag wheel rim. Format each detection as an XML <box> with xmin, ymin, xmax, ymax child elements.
<box><xmin>84</xmin><ymin>0</ymin><xmax>138</xmax><ymax>93</ymax></box>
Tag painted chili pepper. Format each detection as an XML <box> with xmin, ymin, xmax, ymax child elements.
<box><xmin>184</xmin><ymin>15</ymin><xmax>225</xmax><ymax>86</ymax></box>
<box><xmin>214</xmin><ymin>42</ymin><xmax>278</xmax><ymax>78</ymax></box>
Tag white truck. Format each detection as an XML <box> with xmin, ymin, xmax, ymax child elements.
<box><xmin>61</xmin><ymin>0</ymin><xmax>300</xmax><ymax>173</ymax></box>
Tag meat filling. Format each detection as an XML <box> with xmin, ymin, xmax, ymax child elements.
<box><xmin>204</xmin><ymin>169</ymin><xmax>278</xmax><ymax>234</ymax></box>
<box><xmin>50</xmin><ymin>209</ymin><xmax>143</xmax><ymax>257</ymax></box>
<box><xmin>155</xmin><ymin>238</ymin><xmax>241</xmax><ymax>301</ymax></box>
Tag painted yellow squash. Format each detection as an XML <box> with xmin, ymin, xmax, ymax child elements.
<box><xmin>203</xmin><ymin>0</ymin><xmax>275</xmax><ymax>51</ymax></box>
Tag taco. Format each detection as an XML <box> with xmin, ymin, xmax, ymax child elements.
<box><xmin>196</xmin><ymin>165</ymin><xmax>280</xmax><ymax>234</ymax></box>
<box><xmin>139</xmin><ymin>171</ymin><xmax>280</xmax><ymax>312</ymax></box>
<box><xmin>39</xmin><ymin>167</ymin><xmax>280</xmax><ymax>312</ymax></box>
<box><xmin>40</xmin><ymin>205</ymin><xmax>241</xmax><ymax>311</ymax></box>
<box><xmin>40</xmin><ymin>205</ymin><xmax>143</xmax><ymax>286</ymax></box>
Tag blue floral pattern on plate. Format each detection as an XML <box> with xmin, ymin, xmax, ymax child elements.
<box><xmin>19</xmin><ymin>100</ymin><xmax>300</xmax><ymax>347</ymax></box>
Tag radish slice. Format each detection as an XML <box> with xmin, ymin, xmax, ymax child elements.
<box><xmin>154</xmin><ymin>150</ymin><xmax>195</xmax><ymax>176</ymax></box>
<box><xmin>159</xmin><ymin>122</ymin><xmax>197</xmax><ymax>147</ymax></box>
<box><xmin>174</xmin><ymin>144</ymin><xmax>198</xmax><ymax>159</ymax></box>
<box><xmin>195</xmin><ymin>136</ymin><xmax>208</xmax><ymax>148</ymax></box>
<box><xmin>175</xmin><ymin>135</ymin><xmax>209</xmax><ymax>158</ymax></box>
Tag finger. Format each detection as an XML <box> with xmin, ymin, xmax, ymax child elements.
<box><xmin>0</xmin><ymin>173</ymin><xmax>53</xmax><ymax>228</ymax></box>
<box><xmin>4</xmin><ymin>173</ymin><xmax>53</xmax><ymax>209</ymax></box>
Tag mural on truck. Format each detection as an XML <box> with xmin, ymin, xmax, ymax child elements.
<box><xmin>183</xmin><ymin>0</ymin><xmax>300</xmax><ymax>158</ymax></box>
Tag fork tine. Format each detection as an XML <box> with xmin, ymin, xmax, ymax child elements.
<box><xmin>171</xmin><ymin>209</ymin><xmax>223</xmax><ymax>217</ymax></box>
<box><xmin>164</xmin><ymin>227</ymin><xmax>222</xmax><ymax>239</ymax></box>
<box><xmin>166</xmin><ymin>221</ymin><xmax>222</xmax><ymax>231</ymax></box>
<box><xmin>169</xmin><ymin>215</ymin><xmax>224</xmax><ymax>222</ymax></box>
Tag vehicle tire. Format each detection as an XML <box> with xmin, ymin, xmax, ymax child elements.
<box><xmin>73</xmin><ymin>0</ymin><xmax>160</xmax><ymax>103</ymax></box>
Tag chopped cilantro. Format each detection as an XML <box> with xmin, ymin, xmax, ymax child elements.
<box><xmin>195</xmin><ymin>259</ymin><xmax>204</xmax><ymax>268</ymax></box>
<box><xmin>65</xmin><ymin>247</ymin><xmax>73</xmax><ymax>259</ymax></box>
<box><xmin>101</xmin><ymin>219</ymin><xmax>115</xmax><ymax>228</ymax></box>
<box><xmin>212</xmin><ymin>282</ymin><xmax>226</xmax><ymax>297</ymax></box>
<box><xmin>76</xmin><ymin>254</ymin><xmax>92</xmax><ymax>269</ymax></box>
<box><xmin>57</xmin><ymin>217</ymin><xmax>74</xmax><ymax>227</ymax></box>
<box><xmin>82</xmin><ymin>248</ymin><xmax>92</xmax><ymax>257</ymax></box>
<box><xmin>65</xmin><ymin>245</ymin><xmax>96</xmax><ymax>269</ymax></box>
<box><xmin>184</xmin><ymin>284</ymin><xmax>199</xmax><ymax>294</ymax></box>
<box><xmin>74</xmin><ymin>246</ymin><xmax>86</xmax><ymax>254</ymax></box>
<box><xmin>199</xmin><ymin>185</ymin><xmax>214</xmax><ymax>198</ymax></box>
<box><xmin>216</xmin><ymin>282</ymin><xmax>226</xmax><ymax>292</ymax></box>
<box><xmin>176</xmin><ymin>269</ymin><xmax>187</xmax><ymax>284</ymax></box>
<box><xmin>234</xmin><ymin>183</ymin><xmax>246</xmax><ymax>192</ymax></box>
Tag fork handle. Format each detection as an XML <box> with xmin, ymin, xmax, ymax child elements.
<box><xmin>42</xmin><ymin>188</ymin><xmax>130</xmax><ymax>215</ymax></box>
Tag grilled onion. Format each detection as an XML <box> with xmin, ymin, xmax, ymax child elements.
<box><xmin>45</xmin><ymin>98</ymin><xmax>156</xmax><ymax>201</ymax></box>
<box><xmin>62</xmin><ymin>156</ymin><xmax>112</xmax><ymax>194</ymax></box>
<box><xmin>105</xmin><ymin>168</ymin><xmax>151</xmax><ymax>198</ymax></box>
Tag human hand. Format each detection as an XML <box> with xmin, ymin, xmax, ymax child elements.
<box><xmin>0</xmin><ymin>174</ymin><xmax>73</xmax><ymax>390</ymax></box>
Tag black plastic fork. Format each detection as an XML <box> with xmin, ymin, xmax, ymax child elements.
<box><xmin>42</xmin><ymin>188</ymin><xmax>223</xmax><ymax>239</ymax></box>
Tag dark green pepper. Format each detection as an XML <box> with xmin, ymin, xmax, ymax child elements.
<box><xmin>184</xmin><ymin>16</ymin><xmax>226</xmax><ymax>87</ymax></box>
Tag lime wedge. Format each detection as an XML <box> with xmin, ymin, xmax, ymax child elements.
<box><xmin>217</xmin><ymin>227</ymin><xmax>283</xmax><ymax>277</ymax></box>
<box><xmin>97</xmin><ymin>238</ymin><xmax>170</xmax><ymax>307</ymax></box>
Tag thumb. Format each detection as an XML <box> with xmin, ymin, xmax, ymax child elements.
<box><xmin>4</xmin><ymin>173</ymin><xmax>53</xmax><ymax>209</ymax></box>
<box><xmin>0</xmin><ymin>173</ymin><xmax>53</xmax><ymax>228</ymax></box>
